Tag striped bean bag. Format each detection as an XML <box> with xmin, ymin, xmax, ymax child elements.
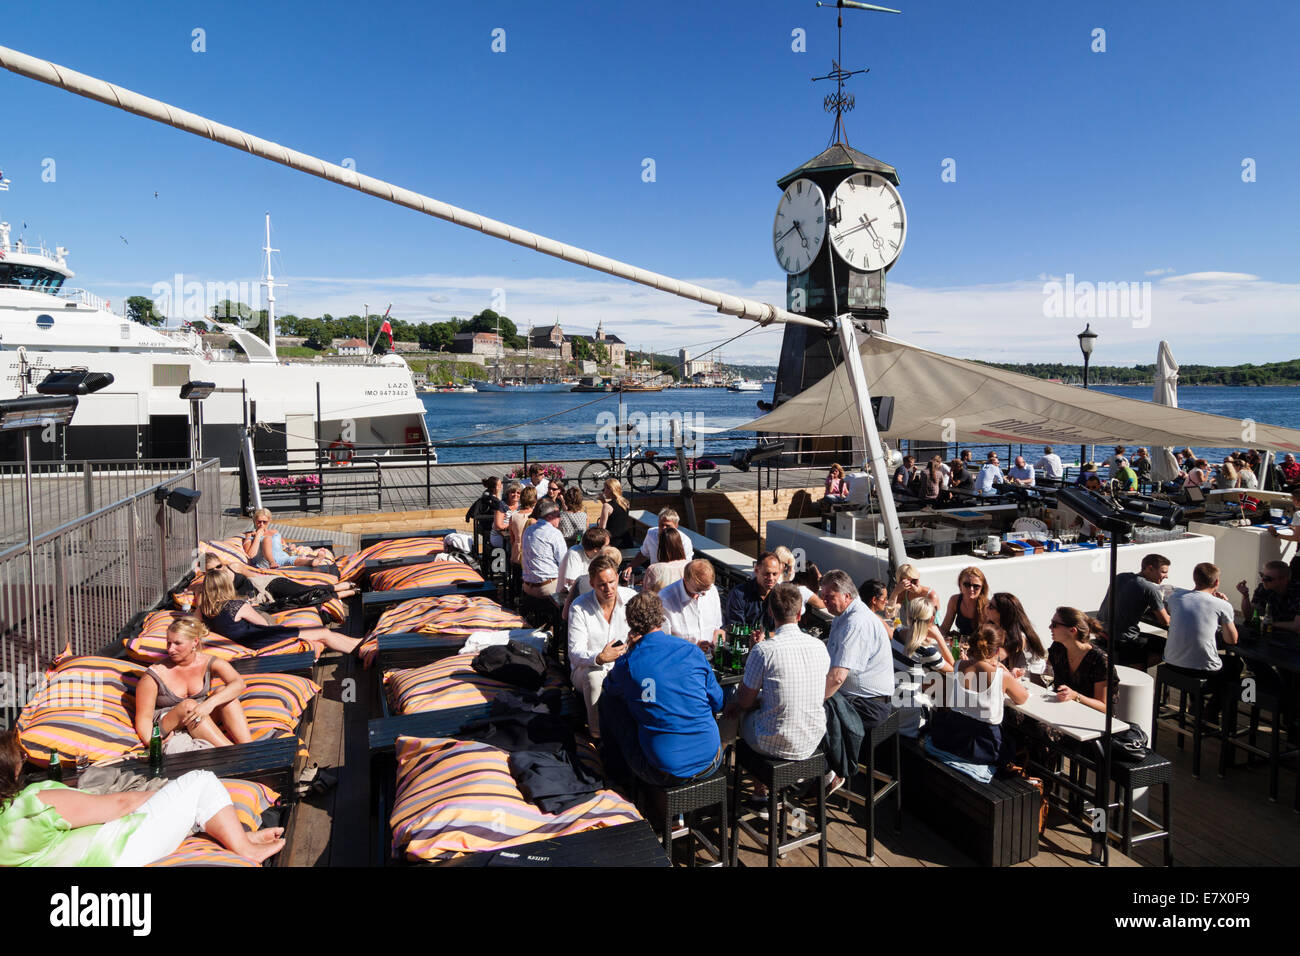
<box><xmin>123</xmin><ymin>609</ymin><xmax>315</xmax><ymax>664</ymax></box>
<box><xmin>193</xmin><ymin>538</ymin><xmax>346</xmax><ymax>622</ymax></box>
<box><xmin>148</xmin><ymin>777</ymin><xmax>280</xmax><ymax>867</ymax></box>
<box><xmin>368</xmin><ymin>560</ymin><xmax>482</xmax><ymax>593</ymax></box>
<box><xmin>336</xmin><ymin>536</ymin><xmax>447</xmax><ymax>582</ymax></box>
<box><xmin>390</xmin><ymin>735</ymin><xmax>642</xmax><ymax>864</ymax></box>
<box><xmin>385</xmin><ymin>656</ymin><xmax>566</xmax><ymax>715</ymax></box>
<box><xmin>359</xmin><ymin>595</ymin><xmax>526</xmax><ymax>667</ymax></box>
<box><xmin>16</xmin><ymin>656</ymin><xmax>320</xmax><ymax>768</ymax></box>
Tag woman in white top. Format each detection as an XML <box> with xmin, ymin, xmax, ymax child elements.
<box><xmin>772</xmin><ymin>546</ymin><xmax>826</xmax><ymax>616</ymax></box>
<box><xmin>643</xmin><ymin>527</ymin><xmax>689</xmax><ymax>594</ymax></box>
<box><xmin>491</xmin><ymin>482</ymin><xmax>522</xmax><ymax>550</ymax></box>
<box><xmin>891</xmin><ymin>597</ymin><xmax>954</xmax><ymax>738</ymax></box>
<box><xmin>927</xmin><ymin>625</ymin><xmax>1027</xmax><ymax>768</ymax></box>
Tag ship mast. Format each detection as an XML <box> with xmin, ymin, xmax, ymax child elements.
<box><xmin>262</xmin><ymin>213</ymin><xmax>281</xmax><ymax>359</ymax></box>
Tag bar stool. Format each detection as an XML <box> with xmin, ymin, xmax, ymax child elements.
<box><xmin>1109</xmin><ymin>752</ymin><xmax>1174</xmax><ymax>866</ymax></box>
<box><xmin>1152</xmin><ymin>665</ymin><xmax>1232</xmax><ymax>779</ymax></box>
<box><xmin>651</xmin><ymin>765</ymin><xmax>730</xmax><ymax>867</ymax></box>
<box><xmin>837</xmin><ymin>709</ymin><xmax>902</xmax><ymax>861</ymax></box>
<box><xmin>1222</xmin><ymin>686</ymin><xmax>1297</xmax><ymax>804</ymax></box>
<box><xmin>728</xmin><ymin>741</ymin><xmax>828</xmax><ymax>867</ymax></box>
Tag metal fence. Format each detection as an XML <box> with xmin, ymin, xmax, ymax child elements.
<box><xmin>0</xmin><ymin>459</ymin><xmax>198</xmax><ymax>548</ymax></box>
<box><xmin>0</xmin><ymin>459</ymin><xmax>222</xmax><ymax>729</ymax></box>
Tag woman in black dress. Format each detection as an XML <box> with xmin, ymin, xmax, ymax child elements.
<box><xmin>1045</xmin><ymin>606</ymin><xmax>1118</xmax><ymax>714</ymax></box>
<box><xmin>199</xmin><ymin>568</ymin><xmax>361</xmax><ymax>656</ymax></box>
<box><xmin>598</xmin><ymin>478</ymin><xmax>633</xmax><ymax>549</ymax></box>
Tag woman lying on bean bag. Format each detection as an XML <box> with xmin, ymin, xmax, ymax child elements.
<box><xmin>0</xmin><ymin>728</ymin><xmax>284</xmax><ymax>867</ymax></box>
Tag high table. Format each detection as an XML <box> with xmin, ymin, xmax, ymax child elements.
<box><xmin>1007</xmin><ymin>683</ymin><xmax>1130</xmax><ymax>862</ymax></box>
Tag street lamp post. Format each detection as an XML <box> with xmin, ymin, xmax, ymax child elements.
<box><xmin>1078</xmin><ymin>323</ymin><xmax>1098</xmax><ymax>471</ymax></box>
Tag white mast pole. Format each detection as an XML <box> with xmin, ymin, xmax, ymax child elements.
<box><xmin>837</xmin><ymin>315</ymin><xmax>907</xmax><ymax>571</ymax></box>
<box><xmin>262</xmin><ymin>214</ymin><xmax>279</xmax><ymax>359</ymax></box>
<box><xmin>0</xmin><ymin>44</ymin><xmax>826</xmax><ymax>334</ymax></box>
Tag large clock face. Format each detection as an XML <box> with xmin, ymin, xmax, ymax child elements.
<box><xmin>772</xmin><ymin>178</ymin><xmax>827</xmax><ymax>275</ymax></box>
<box><xmin>828</xmin><ymin>173</ymin><xmax>907</xmax><ymax>272</ymax></box>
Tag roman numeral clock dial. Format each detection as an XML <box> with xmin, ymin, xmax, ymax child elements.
<box><xmin>828</xmin><ymin>173</ymin><xmax>907</xmax><ymax>273</ymax></box>
<box><xmin>772</xmin><ymin>178</ymin><xmax>827</xmax><ymax>275</ymax></box>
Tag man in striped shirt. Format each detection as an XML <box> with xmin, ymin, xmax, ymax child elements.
<box><xmin>724</xmin><ymin>584</ymin><xmax>830</xmax><ymax>761</ymax></box>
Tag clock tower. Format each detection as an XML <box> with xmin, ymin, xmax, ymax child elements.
<box><xmin>771</xmin><ymin>143</ymin><xmax>902</xmax><ymax>408</ymax></box>
<box><xmin>770</xmin><ymin>3</ymin><xmax>906</xmax><ymax>415</ymax></box>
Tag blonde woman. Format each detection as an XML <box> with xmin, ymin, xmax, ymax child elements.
<box><xmin>597</xmin><ymin>478</ymin><xmax>633</xmax><ymax>548</ymax></box>
<box><xmin>133</xmin><ymin>618</ymin><xmax>252</xmax><ymax>753</ymax></box>
<box><xmin>242</xmin><ymin>509</ymin><xmax>335</xmax><ymax>569</ymax></box>
<box><xmin>508</xmin><ymin>486</ymin><xmax>539</xmax><ymax>567</ymax></box>
<box><xmin>890</xmin><ymin>597</ymin><xmax>954</xmax><ymax>738</ymax></box>
<box><xmin>888</xmin><ymin>563</ymin><xmax>939</xmax><ymax>626</ymax></box>
<box><xmin>772</xmin><ymin>545</ymin><xmax>826</xmax><ymax>615</ymax></box>
<box><xmin>200</xmin><ymin>568</ymin><xmax>361</xmax><ymax>655</ymax></box>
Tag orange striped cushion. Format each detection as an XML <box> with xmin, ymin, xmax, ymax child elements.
<box><xmin>123</xmin><ymin>610</ymin><xmax>313</xmax><ymax>664</ymax></box>
<box><xmin>385</xmin><ymin>656</ymin><xmax>566</xmax><ymax>715</ymax></box>
<box><xmin>190</xmin><ymin>543</ymin><xmax>345</xmax><ymax>621</ymax></box>
<box><xmin>15</xmin><ymin>657</ymin><xmax>319</xmax><ymax>767</ymax></box>
<box><xmin>390</xmin><ymin>735</ymin><xmax>641</xmax><ymax>863</ymax></box>
<box><xmin>337</xmin><ymin>536</ymin><xmax>446</xmax><ymax>581</ymax></box>
<box><xmin>147</xmin><ymin>778</ymin><xmax>278</xmax><ymax>867</ymax></box>
<box><xmin>368</xmin><ymin>561</ymin><xmax>482</xmax><ymax>593</ymax></box>
<box><xmin>359</xmin><ymin>595</ymin><xmax>525</xmax><ymax>667</ymax></box>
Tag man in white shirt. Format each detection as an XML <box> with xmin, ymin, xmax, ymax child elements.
<box><xmin>519</xmin><ymin>463</ymin><xmax>550</xmax><ymax>500</ymax></box>
<box><xmin>630</xmin><ymin>507</ymin><xmax>694</xmax><ymax>570</ymax></box>
<box><xmin>1035</xmin><ymin>445</ymin><xmax>1064</xmax><ymax>480</ymax></box>
<box><xmin>660</xmin><ymin>559</ymin><xmax>724</xmax><ymax>651</ymax></box>
<box><xmin>520</xmin><ymin>499</ymin><xmax>568</xmax><ymax>599</ymax></box>
<box><xmin>1006</xmin><ymin>455</ymin><xmax>1035</xmax><ymax>486</ymax></box>
<box><xmin>567</xmin><ymin>554</ymin><xmax>636</xmax><ymax>737</ymax></box>
<box><xmin>974</xmin><ymin>452</ymin><xmax>1005</xmax><ymax>496</ymax></box>
<box><xmin>557</xmin><ymin>526</ymin><xmax>609</xmax><ymax>600</ymax></box>
<box><xmin>1164</xmin><ymin>561</ymin><xmax>1242</xmax><ymax>717</ymax></box>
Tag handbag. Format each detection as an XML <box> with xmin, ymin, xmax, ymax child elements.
<box><xmin>1108</xmin><ymin>726</ymin><xmax>1150</xmax><ymax>763</ymax></box>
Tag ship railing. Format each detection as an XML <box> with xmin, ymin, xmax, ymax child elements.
<box><xmin>0</xmin><ymin>458</ymin><xmax>200</xmax><ymax>547</ymax></box>
<box><xmin>0</xmin><ymin>283</ymin><xmax>113</xmax><ymax>313</ymax></box>
<box><xmin>0</xmin><ymin>458</ymin><xmax>222</xmax><ymax>729</ymax></box>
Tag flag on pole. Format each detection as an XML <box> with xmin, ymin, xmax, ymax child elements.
<box><xmin>372</xmin><ymin>304</ymin><xmax>394</xmax><ymax>354</ymax></box>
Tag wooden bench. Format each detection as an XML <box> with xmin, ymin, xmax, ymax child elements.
<box><xmin>230</xmin><ymin>651</ymin><xmax>317</xmax><ymax>677</ymax></box>
<box><xmin>899</xmin><ymin>738</ymin><xmax>1039</xmax><ymax>866</ymax></box>
<box><xmin>451</xmin><ymin>821</ymin><xmax>670</xmax><ymax>867</ymax></box>
<box><xmin>361</xmin><ymin>579</ymin><xmax>500</xmax><ymax>622</ymax></box>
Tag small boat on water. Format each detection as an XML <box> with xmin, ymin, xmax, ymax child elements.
<box><xmin>571</xmin><ymin>376</ymin><xmax>611</xmax><ymax>393</ymax></box>
<box><xmin>618</xmin><ymin>382</ymin><xmax>665</xmax><ymax>393</ymax></box>
<box><xmin>727</xmin><ymin>378</ymin><xmax>763</xmax><ymax>392</ymax></box>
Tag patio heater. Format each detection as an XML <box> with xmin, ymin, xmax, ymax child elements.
<box><xmin>1055</xmin><ymin>486</ymin><xmax>1182</xmax><ymax>866</ymax></box>
<box><xmin>1077</xmin><ymin>324</ymin><xmax>1097</xmax><ymax>471</ymax></box>
<box><xmin>179</xmin><ymin>380</ymin><xmax>215</xmax><ymax>466</ymax></box>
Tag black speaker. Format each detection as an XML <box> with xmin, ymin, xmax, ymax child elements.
<box><xmin>157</xmin><ymin>487</ymin><xmax>202</xmax><ymax>514</ymax></box>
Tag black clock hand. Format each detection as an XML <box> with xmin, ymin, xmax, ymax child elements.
<box><xmin>793</xmin><ymin>222</ymin><xmax>810</xmax><ymax>248</ymax></box>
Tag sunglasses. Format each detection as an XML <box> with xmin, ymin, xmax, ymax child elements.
<box><xmin>962</xmin><ymin>582</ymin><xmax>982</xmax><ymax>590</ymax></box>
<box><xmin>905</xmin><ymin>578</ymin><xmax>920</xmax><ymax>586</ymax></box>
<box><xmin>1049</xmin><ymin>619</ymin><xmax>1067</xmax><ymax>629</ymax></box>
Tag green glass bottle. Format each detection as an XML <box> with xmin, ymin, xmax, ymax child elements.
<box><xmin>149</xmin><ymin>723</ymin><xmax>164</xmax><ymax>777</ymax></box>
<box><xmin>48</xmin><ymin>749</ymin><xmax>63</xmax><ymax>783</ymax></box>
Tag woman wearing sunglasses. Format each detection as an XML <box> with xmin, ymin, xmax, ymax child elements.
<box><xmin>939</xmin><ymin>567</ymin><xmax>989</xmax><ymax>638</ymax></box>
<box><xmin>1044</xmin><ymin>606</ymin><xmax>1118</xmax><ymax>714</ymax></box>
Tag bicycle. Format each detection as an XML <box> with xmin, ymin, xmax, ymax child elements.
<box><xmin>578</xmin><ymin>442</ymin><xmax>664</xmax><ymax>496</ymax></box>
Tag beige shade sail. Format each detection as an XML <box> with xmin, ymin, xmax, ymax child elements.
<box><xmin>739</xmin><ymin>332</ymin><xmax>1300</xmax><ymax>454</ymax></box>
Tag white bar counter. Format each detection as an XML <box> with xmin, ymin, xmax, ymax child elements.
<box><xmin>765</xmin><ymin>517</ymin><xmax>1215</xmax><ymax>638</ymax></box>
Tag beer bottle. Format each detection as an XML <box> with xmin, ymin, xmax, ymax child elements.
<box><xmin>149</xmin><ymin>723</ymin><xmax>164</xmax><ymax>777</ymax></box>
<box><xmin>48</xmin><ymin>749</ymin><xmax>63</xmax><ymax>783</ymax></box>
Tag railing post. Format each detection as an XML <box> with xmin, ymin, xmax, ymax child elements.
<box><xmin>53</xmin><ymin>543</ymin><xmax>70</xmax><ymax>653</ymax></box>
<box><xmin>522</xmin><ymin>444</ymin><xmax>529</xmax><ymax>473</ymax></box>
<box><xmin>126</xmin><ymin>500</ymin><xmax>140</xmax><ymax>609</ymax></box>
<box><xmin>82</xmin><ymin>460</ymin><xmax>93</xmax><ymax>515</ymax></box>
<box><xmin>425</xmin><ymin>444</ymin><xmax>431</xmax><ymax>508</ymax></box>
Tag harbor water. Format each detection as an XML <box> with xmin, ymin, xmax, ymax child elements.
<box><xmin>421</xmin><ymin>384</ymin><xmax>1300</xmax><ymax>467</ymax></box>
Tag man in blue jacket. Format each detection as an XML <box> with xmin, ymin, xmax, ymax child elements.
<box><xmin>599</xmin><ymin>592</ymin><xmax>724</xmax><ymax>789</ymax></box>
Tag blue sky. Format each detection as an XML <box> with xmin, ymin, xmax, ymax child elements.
<box><xmin>1</xmin><ymin>0</ymin><xmax>1296</xmax><ymax>365</ymax></box>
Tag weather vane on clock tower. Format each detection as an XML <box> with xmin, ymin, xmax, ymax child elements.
<box><xmin>813</xmin><ymin>1</ymin><xmax>900</xmax><ymax>147</ymax></box>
